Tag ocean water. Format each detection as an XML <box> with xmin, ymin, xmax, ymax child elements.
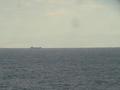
<box><xmin>0</xmin><ymin>48</ymin><xmax>120</xmax><ymax>90</ymax></box>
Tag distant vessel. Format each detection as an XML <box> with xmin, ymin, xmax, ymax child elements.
<box><xmin>30</xmin><ymin>46</ymin><xmax>42</xmax><ymax>49</ymax></box>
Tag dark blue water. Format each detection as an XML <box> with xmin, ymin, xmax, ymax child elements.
<box><xmin>0</xmin><ymin>48</ymin><xmax>120</xmax><ymax>90</ymax></box>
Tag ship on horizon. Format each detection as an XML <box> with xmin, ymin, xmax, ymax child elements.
<box><xmin>30</xmin><ymin>46</ymin><xmax>42</xmax><ymax>49</ymax></box>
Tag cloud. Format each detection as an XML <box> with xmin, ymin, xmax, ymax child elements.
<box><xmin>0</xmin><ymin>0</ymin><xmax>120</xmax><ymax>47</ymax></box>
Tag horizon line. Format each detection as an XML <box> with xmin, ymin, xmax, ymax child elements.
<box><xmin>0</xmin><ymin>47</ymin><xmax>120</xmax><ymax>49</ymax></box>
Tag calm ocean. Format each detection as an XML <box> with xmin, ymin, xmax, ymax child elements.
<box><xmin>0</xmin><ymin>48</ymin><xmax>120</xmax><ymax>90</ymax></box>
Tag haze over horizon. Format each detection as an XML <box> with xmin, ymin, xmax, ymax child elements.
<box><xmin>0</xmin><ymin>0</ymin><xmax>120</xmax><ymax>48</ymax></box>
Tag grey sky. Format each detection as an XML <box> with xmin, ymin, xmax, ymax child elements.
<box><xmin>0</xmin><ymin>0</ymin><xmax>120</xmax><ymax>48</ymax></box>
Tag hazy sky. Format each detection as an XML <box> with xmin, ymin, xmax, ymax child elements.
<box><xmin>0</xmin><ymin>0</ymin><xmax>120</xmax><ymax>48</ymax></box>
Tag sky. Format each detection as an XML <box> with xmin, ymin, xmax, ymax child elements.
<box><xmin>0</xmin><ymin>0</ymin><xmax>120</xmax><ymax>48</ymax></box>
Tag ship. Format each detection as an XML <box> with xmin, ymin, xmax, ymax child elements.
<box><xmin>30</xmin><ymin>46</ymin><xmax>42</xmax><ymax>49</ymax></box>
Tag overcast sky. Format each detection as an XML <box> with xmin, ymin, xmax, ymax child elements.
<box><xmin>0</xmin><ymin>0</ymin><xmax>120</xmax><ymax>48</ymax></box>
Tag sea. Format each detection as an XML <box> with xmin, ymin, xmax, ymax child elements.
<box><xmin>0</xmin><ymin>48</ymin><xmax>120</xmax><ymax>90</ymax></box>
